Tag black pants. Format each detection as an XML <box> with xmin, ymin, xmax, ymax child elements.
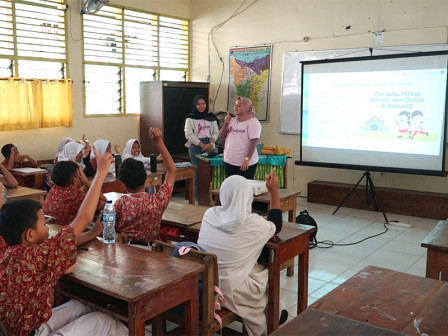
<box><xmin>224</xmin><ymin>162</ymin><xmax>258</xmax><ymax>180</ymax></box>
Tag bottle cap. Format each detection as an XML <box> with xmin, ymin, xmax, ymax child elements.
<box><xmin>106</xmin><ymin>200</ymin><xmax>112</xmax><ymax>204</ymax></box>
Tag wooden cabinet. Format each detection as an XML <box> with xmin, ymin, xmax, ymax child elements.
<box><xmin>139</xmin><ymin>81</ymin><xmax>210</xmax><ymax>156</ymax></box>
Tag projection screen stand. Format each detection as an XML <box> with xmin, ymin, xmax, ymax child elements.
<box><xmin>332</xmin><ymin>171</ymin><xmax>390</xmax><ymax>224</ymax></box>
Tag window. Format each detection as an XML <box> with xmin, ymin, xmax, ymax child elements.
<box><xmin>0</xmin><ymin>0</ymin><xmax>68</xmax><ymax>78</ymax></box>
<box><xmin>0</xmin><ymin>0</ymin><xmax>70</xmax><ymax>131</ymax></box>
<box><xmin>82</xmin><ymin>5</ymin><xmax>189</xmax><ymax>116</ymax></box>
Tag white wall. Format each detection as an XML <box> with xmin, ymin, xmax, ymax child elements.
<box><xmin>190</xmin><ymin>0</ymin><xmax>448</xmax><ymax>195</ymax></box>
<box><xmin>0</xmin><ymin>0</ymin><xmax>191</xmax><ymax>161</ymax></box>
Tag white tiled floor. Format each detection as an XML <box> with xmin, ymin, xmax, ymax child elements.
<box><xmin>286</xmin><ymin>196</ymin><xmax>437</xmax><ymax>319</ymax></box>
<box><xmin>147</xmin><ymin>194</ymin><xmax>438</xmax><ymax>334</ymax></box>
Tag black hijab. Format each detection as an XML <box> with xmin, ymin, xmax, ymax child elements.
<box><xmin>186</xmin><ymin>95</ymin><xmax>218</xmax><ymax>121</ymax></box>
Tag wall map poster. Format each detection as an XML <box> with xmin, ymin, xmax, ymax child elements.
<box><xmin>228</xmin><ymin>45</ymin><xmax>272</xmax><ymax>122</ymax></box>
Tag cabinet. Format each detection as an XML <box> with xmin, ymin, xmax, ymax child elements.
<box><xmin>139</xmin><ymin>81</ymin><xmax>210</xmax><ymax>156</ymax></box>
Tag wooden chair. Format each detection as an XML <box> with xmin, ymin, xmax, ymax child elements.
<box><xmin>153</xmin><ymin>240</ymin><xmax>244</xmax><ymax>336</ymax></box>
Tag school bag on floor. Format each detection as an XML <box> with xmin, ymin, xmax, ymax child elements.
<box><xmin>296</xmin><ymin>210</ymin><xmax>318</xmax><ymax>248</ymax></box>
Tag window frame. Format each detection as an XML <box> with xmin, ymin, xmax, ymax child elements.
<box><xmin>81</xmin><ymin>4</ymin><xmax>190</xmax><ymax>118</ymax></box>
<box><xmin>0</xmin><ymin>0</ymin><xmax>69</xmax><ymax>79</ymax></box>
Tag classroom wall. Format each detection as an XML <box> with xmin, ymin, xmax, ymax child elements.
<box><xmin>190</xmin><ymin>0</ymin><xmax>448</xmax><ymax>196</ymax></box>
<box><xmin>0</xmin><ymin>0</ymin><xmax>191</xmax><ymax>161</ymax></box>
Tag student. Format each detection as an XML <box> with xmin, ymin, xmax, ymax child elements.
<box><xmin>197</xmin><ymin>170</ymin><xmax>282</xmax><ymax>336</ymax></box>
<box><xmin>90</xmin><ymin>139</ymin><xmax>116</xmax><ymax>174</ymax></box>
<box><xmin>115</xmin><ymin>128</ymin><xmax>176</xmax><ymax>245</ymax></box>
<box><xmin>1</xmin><ymin>144</ymin><xmax>38</xmax><ymax>171</ymax></box>
<box><xmin>0</xmin><ymin>148</ymin><xmax>128</xmax><ymax>336</ymax></box>
<box><xmin>54</xmin><ymin>137</ymin><xmax>74</xmax><ymax>163</ymax></box>
<box><xmin>43</xmin><ymin>161</ymin><xmax>107</xmax><ymax>225</ymax></box>
<box><xmin>122</xmin><ymin>138</ymin><xmax>151</xmax><ymax>165</ymax></box>
<box><xmin>57</xmin><ymin>141</ymin><xmax>94</xmax><ymax>177</ymax></box>
<box><xmin>0</xmin><ymin>162</ymin><xmax>18</xmax><ymax>188</ymax></box>
<box><xmin>184</xmin><ymin>94</ymin><xmax>219</xmax><ymax>200</ymax></box>
<box><xmin>219</xmin><ymin>97</ymin><xmax>262</xmax><ymax>179</ymax></box>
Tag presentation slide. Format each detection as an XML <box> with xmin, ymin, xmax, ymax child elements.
<box><xmin>301</xmin><ymin>53</ymin><xmax>448</xmax><ymax>175</ymax></box>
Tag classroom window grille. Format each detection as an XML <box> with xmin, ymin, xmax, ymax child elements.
<box><xmin>82</xmin><ymin>5</ymin><xmax>189</xmax><ymax>116</ymax></box>
<box><xmin>0</xmin><ymin>0</ymin><xmax>71</xmax><ymax>131</ymax></box>
<box><xmin>0</xmin><ymin>0</ymin><xmax>68</xmax><ymax>78</ymax></box>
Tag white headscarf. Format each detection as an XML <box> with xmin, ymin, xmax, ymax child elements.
<box><xmin>90</xmin><ymin>139</ymin><xmax>110</xmax><ymax>158</ymax></box>
<box><xmin>198</xmin><ymin>175</ymin><xmax>275</xmax><ymax>294</ymax></box>
<box><xmin>55</xmin><ymin>137</ymin><xmax>74</xmax><ymax>161</ymax></box>
<box><xmin>57</xmin><ymin>142</ymin><xmax>85</xmax><ymax>169</ymax></box>
<box><xmin>90</xmin><ymin>139</ymin><xmax>115</xmax><ymax>173</ymax></box>
<box><xmin>122</xmin><ymin>139</ymin><xmax>150</xmax><ymax>165</ymax></box>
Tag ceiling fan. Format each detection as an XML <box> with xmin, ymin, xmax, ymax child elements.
<box><xmin>80</xmin><ymin>0</ymin><xmax>109</xmax><ymax>14</ymax></box>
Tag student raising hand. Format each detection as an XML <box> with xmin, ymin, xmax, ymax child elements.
<box><xmin>266</xmin><ymin>168</ymin><xmax>280</xmax><ymax>210</ymax></box>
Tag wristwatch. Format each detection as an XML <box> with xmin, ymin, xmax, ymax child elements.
<box><xmin>244</xmin><ymin>157</ymin><xmax>250</xmax><ymax>161</ymax></box>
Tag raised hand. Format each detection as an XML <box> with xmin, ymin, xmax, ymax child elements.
<box><xmin>224</xmin><ymin>111</ymin><xmax>232</xmax><ymax>124</ymax></box>
<box><xmin>93</xmin><ymin>145</ymin><xmax>114</xmax><ymax>177</ymax></box>
<box><xmin>149</xmin><ymin>127</ymin><xmax>163</xmax><ymax>142</ymax></box>
<box><xmin>265</xmin><ymin>167</ymin><xmax>279</xmax><ymax>192</ymax></box>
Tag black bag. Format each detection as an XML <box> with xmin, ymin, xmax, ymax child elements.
<box><xmin>296</xmin><ymin>210</ymin><xmax>318</xmax><ymax>248</ymax></box>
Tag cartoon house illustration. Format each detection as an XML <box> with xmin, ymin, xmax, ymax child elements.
<box><xmin>364</xmin><ymin>116</ymin><xmax>385</xmax><ymax>131</ymax></box>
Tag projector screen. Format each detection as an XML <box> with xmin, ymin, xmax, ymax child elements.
<box><xmin>299</xmin><ymin>51</ymin><xmax>448</xmax><ymax>176</ymax></box>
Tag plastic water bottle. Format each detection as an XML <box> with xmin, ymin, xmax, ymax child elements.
<box><xmin>102</xmin><ymin>200</ymin><xmax>116</xmax><ymax>244</ymax></box>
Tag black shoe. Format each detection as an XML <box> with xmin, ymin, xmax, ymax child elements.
<box><xmin>279</xmin><ymin>309</ymin><xmax>289</xmax><ymax>326</ymax></box>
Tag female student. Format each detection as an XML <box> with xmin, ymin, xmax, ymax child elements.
<box><xmin>90</xmin><ymin>139</ymin><xmax>115</xmax><ymax>174</ymax></box>
<box><xmin>122</xmin><ymin>139</ymin><xmax>151</xmax><ymax>165</ymax></box>
<box><xmin>197</xmin><ymin>170</ymin><xmax>282</xmax><ymax>336</ymax></box>
<box><xmin>54</xmin><ymin>137</ymin><xmax>74</xmax><ymax>163</ymax></box>
<box><xmin>184</xmin><ymin>94</ymin><xmax>219</xmax><ymax>199</ymax></box>
<box><xmin>57</xmin><ymin>141</ymin><xmax>94</xmax><ymax>177</ymax></box>
<box><xmin>219</xmin><ymin>96</ymin><xmax>261</xmax><ymax>179</ymax></box>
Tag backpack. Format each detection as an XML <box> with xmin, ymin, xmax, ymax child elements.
<box><xmin>296</xmin><ymin>210</ymin><xmax>318</xmax><ymax>249</ymax></box>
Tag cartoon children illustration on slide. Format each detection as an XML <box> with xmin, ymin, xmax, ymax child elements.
<box><xmin>410</xmin><ymin>110</ymin><xmax>428</xmax><ymax>138</ymax></box>
<box><xmin>396</xmin><ymin>110</ymin><xmax>410</xmax><ymax>138</ymax></box>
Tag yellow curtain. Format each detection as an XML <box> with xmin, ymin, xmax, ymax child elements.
<box><xmin>0</xmin><ymin>78</ymin><xmax>73</xmax><ymax>131</ymax></box>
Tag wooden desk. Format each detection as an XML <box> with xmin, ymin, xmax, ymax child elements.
<box><xmin>421</xmin><ymin>220</ymin><xmax>448</xmax><ymax>281</ymax></box>
<box><xmin>56</xmin><ymin>239</ymin><xmax>204</xmax><ymax>336</ymax></box>
<box><xmin>153</xmin><ymin>164</ymin><xmax>195</xmax><ymax>204</ymax></box>
<box><xmin>211</xmin><ymin>189</ymin><xmax>300</xmax><ymax>222</ymax></box>
<box><xmin>161</xmin><ymin>201</ymin><xmax>208</xmax><ymax>241</ymax></box>
<box><xmin>270</xmin><ymin>308</ymin><xmax>405</xmax><ymax>336</ymax></box>
<box><xmin>6</xmin><ymin>186</ymin><xmax>46</xmax><ymax>204</ymax></box>
<box><xmin>11</xmin><ymin>168</ymin><xmax>47</xmax><ymax>189</ymax></box>
<box><xmin>266</xmin><ymin>222</ymin><xmax>314</xmax><ymax>333</ymax></box>
<box><xmin>188</xmin><ymin>221</ymin><xmax>315</xmax><ymax>334</ymax></box>
<box><xmin>311</xmin><ymin>265</ymin><xmax>448</xmax><ymax>335</ymax></box>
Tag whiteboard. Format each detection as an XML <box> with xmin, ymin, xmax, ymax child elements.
<box><xmin>279</xmin><ymin>44</ymin><xmax>448</xmax><ymax>135</ymax></box>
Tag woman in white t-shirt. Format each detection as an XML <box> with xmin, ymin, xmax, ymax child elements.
<box><xmin>184</xmin><ymin>95</ymin><xmax>219</xmax><ymax>200</ymax></box>
<box><xmin>219</xmin><ymin>97</ymin><xmax>262</xmax><ymax>179</ymax></box>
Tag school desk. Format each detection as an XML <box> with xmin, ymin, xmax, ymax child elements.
<box><xmin>155</xmin><ymin>163</ymin><xmax>195</xmax><ymax>204</ymax></box>
<box><xmin>211</xmin><ymin>188</ymin><xmax>300</xmax><ymax>222</ymax></box>
<box><xmin>196</xmin><ymin>154</ymin><xmax>289</xmax><ymax>206</ymax></box>
<box><xmin>187</xmin><ymin>220</ymin><xmax>315</xmax><ymax>334</ymax></box>
<box><xmin>421</xmin><ymin>220</ymin><xmax>448</xmax><ymax>281</ymax></box>
<box><xmin>270</xmin><ymin>308</ymin><xmax>405</xmax><ymax>336</ymax></box>
<box><xmin>11</xmin><ymin>167</ymin><xmax>47</xmax><ymax>189</ymax></box>
<box><xmin>311</xmin><ymin>265</ymin><xmax>448</xmax><ymax>335</ymax></box>
<box><xmin>55</xmin><ymin>239</ymin><xmax>204</xmax><ymax>336</ymax></box>
<box><xmin>160</xmin><ymin>201</ymin><xmax>208</xmax><ymax>241</ymax></box>
<box><xmin>92</xmin><ymin>171</ymin><xmax>163</xmax><ymax>194</ymax></box>
<box><xmin>5</xmin><ymin>186</ymin><xmax>46</xmax><ymax>204</ymax></box>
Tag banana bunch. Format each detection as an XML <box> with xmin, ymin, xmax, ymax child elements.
<box><xmin>261</xmin><ymin>145</ymin><xmax>291</xmax><ymax>155</ymax></box>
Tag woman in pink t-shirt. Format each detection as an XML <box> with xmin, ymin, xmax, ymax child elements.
<box><xmin>219</xmin><ymin>97</ymin><xmax>262</xmax><ymax>179</ymax></box>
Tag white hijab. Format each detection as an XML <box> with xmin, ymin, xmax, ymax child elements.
<box><xmin>55</xmin><ymin>137</ymin><xmax>74</xmax><ymax>161</ymax></box>
<box><xmin>122</xmin><ymin>139</ymin><xmax>150</xmax><ymax>165</ymax></box>
<box><xmin>198</xmin><ymin>175</ymin><xmax>275</xmax><ymax>294</ymax></box>
<box><xmin>90</xmin><ymin>139</ymin><xmax>110</xmax><ymax>158</ymax></box>
<box><xmin>57</xmin><ymin>142</ymin><xmax>85</xmax><ymax>169</ymax></box>
<box><xmin>90</xmin><ymin>139</ymin><xmax>115</xmax><ymax>173</ymax></box>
